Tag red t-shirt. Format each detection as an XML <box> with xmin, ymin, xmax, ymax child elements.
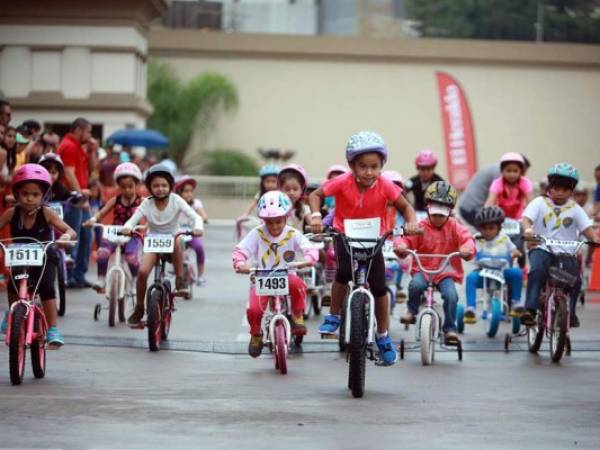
<box><xmin>57</xmin><ymin>134</ymin><xmax>89</xmax><ymax>189</ymax></box>
<box><xmin>323</xmin><ymin>172</ymin><xmax>401</xmax><ymax>234</ymax></box>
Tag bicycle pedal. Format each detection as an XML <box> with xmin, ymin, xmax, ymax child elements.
<box><xmin>129</xmin><ymin>322</ymin><xmax>145</xmax><ymax>330</ymax></box>
<box><xmin>320</xmin><ymin>333</ymin><xmax>337</xmax><ymax>340</ymax></box>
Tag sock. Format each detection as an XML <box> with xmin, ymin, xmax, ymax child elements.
<box><xmin>375</xmin><ymin>330</ymin><xmax>388</xmax><ymax>339</ymax></box>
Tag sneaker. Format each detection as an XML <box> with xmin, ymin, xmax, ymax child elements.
<box><xmin>0</xmin><ymin>310</ymin><xmax>7</xmax><ymax>334</ymax></box>
<box><xmin>510</xmin><ymin>302</ymin><xmax>525</xmax><ymax>317</ymax></box>
<box><xmin>195</xmin><ymin>277</ymin><xmax>207</xmax><ymax>287</ymax></box>
<box><xmin>319</xmin><ymin>314</ymin><xmax>341</xmax><ymax>334</ymax></box>
<box><xmin>375</xmin><ymin>334</ymin><xmax>397</xmax><ymax>366</ymax></box>
<box><xmin>520</xmin><ymin>309</ymin><xmax>536</xmax><ymax>327</ymax></box>
<box><xmin>571</xmin><ymin>314</ymin><xmax>580</xmax><ymax>328</ymax></box>
<box><xmin>444</xmin><ymin>331</ymin><xmax>459</xmax><ymax>344</ymax></box>
<box><xmin>175</xmin><ymin>276</ymin><xmax>190</xmax><ymax>299</ymax></box>
<box><xmin>291</xmin><ymin>316</ymin><xmax>307</xmax><ymax>336</ymax></box>
<box><xmin>400</xmin><ymin>311</ymin><xmax>416</xmax><ymax>325</ymax></box>
<box><xmin>464</xmin><ymin>307</ymin><xmax>477</xmax><ymax>324</ymax></box>
<box><xmin>47</xmin><ymin>326</ymin><xmax>64</xmax><ymax>347</ymax></box>
<box><xmin>248</xmin><ymin>334</ymin><xmax>263</xmax><ymax>358</ymax></box>
<box><xmin>127</xmin><ymin>306</ymin><xmax>145</xmax><ymax>327</ymax></box>
<box><xmin>93</xmin><ymin>278</ymin><xmax>106</xmax><ymax>294</ymax></box>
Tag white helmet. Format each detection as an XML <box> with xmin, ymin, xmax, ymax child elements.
<box><xmin>114</xmin><ymin>162</ymin><xmax>142</xmax><ymax>183</ymax></box>
<box><xmin>257</xmin><ymin>191</ymin><xmax>292</xmax><ymax>219</ymax></box>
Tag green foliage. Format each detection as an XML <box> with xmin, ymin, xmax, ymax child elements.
<box><xmin>203</xmin><ymin>149</ymin><xmax>259</xmax><ymax>176</ymax></box>
<box><xmin>405</xmin><ymin>0</ymin><xmax>600</xmax><ymax>43</ymax></box>
<box><xmin>147</xmin><ymin>60</ymin><xmax>238</xmax><ymax>166</ymax></box>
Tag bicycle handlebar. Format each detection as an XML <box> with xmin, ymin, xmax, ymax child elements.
<box><xmin>524</xmin><ymin>234</ymin><xmax>600</xmax><ymax>254</ymax></box>
<box><xmin>401</xmin><ymin>250</ymin><xmax>462</xmax><ymax>276</ymax></box>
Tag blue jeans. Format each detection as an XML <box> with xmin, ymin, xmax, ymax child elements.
<box><xmin>465</xmin><ymin>267</ymin><xmax>522</xmax><ymax>309</ymax></box>
<box><xmin>408</xmin><ymin>272</ymin><xmax>458</xmax><ymax>332</ymax></box>
<box><xmin>64</xmin><ymin>206</ymin><xmax>91</xmax><ymax>283</ymax></box>
<box><xmin>525</xmin><ymin>249</ymin><xmax>581</xmax><ymax>313</ymax></box>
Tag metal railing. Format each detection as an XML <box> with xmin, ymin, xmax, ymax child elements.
<box><xmin>192</xmin><ymin>175</ymin><xmax>259</xmax><ymax>200</ymax></box>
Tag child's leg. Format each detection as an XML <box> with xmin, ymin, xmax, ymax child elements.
<box><xmin>173</xmin><ymin>239</ymin><xmax>185</xmax><ymax>280</ymax></box>
<box><xmin>367</xmin><ymin>251</ymin><xmax>389</xmax><ymax>334</ymax></box>
<box><xmin>438</xmin><ymin>277</ymin><xmax>459</xmax><ymax>332</ymax></box>
<box><xmin>407</xmin><ymin>272</ymin><xmax>427</xmax><ymax>315</ymax></box>
<box><xmin>188</xmin><ymin>237</ymin><xmax>205</xmax><ymax>276</ymax></box>
<box><xmin>135</xmin><ymin>253</ymin><xmax>157</xmax><ymax>309</ymax></box>
<box><xmin>96</xmin><ymin>241</ymin><xmax>117</xmax><ymax>279</ymax></box>
<box><xmin>525</xmin><ymin>249</ymin><xmax>552</xmax><ymax>312</ymax></box>
<box><xmin>330</xmin><ymin>235</ymin><xmax>352</xmax><ymax>315</ymax></box>
<box><xmin>465</xmin><ymin>271</ymin><xmax>482</xmax><ymax>310</ymax></box>
<box><xmin>42</xmin><ymin>299</ymin><xmax>58</xmax><ymax>328</ymax></box>
<box><xmin>288</xmin><ymin>273</ymin><xmax>307</xmax><ymax>318</ymax></box>
<box><xmin>246</xmin><ymin>288</ymin><xmax>267</xmax><ymax>336</ymax></box>
<box><xmin>503</xmin><ymin>267</ymin><xmax>523</xmax><ymax>302</ymax></box>
<box><xmin>124</xmin><ymin>238</ymin><xmax>141</xmax><ymax>277</ymax></box>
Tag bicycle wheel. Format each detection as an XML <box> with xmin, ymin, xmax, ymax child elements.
<box><xmin>108</xmin><ymin>271</ymin><xmax>120</xmax><ymax>327</ymax></box>
<box><xmin>161</xmin><ymin>292</ymin><xmax>172</xmax><ymax>341</ymax></box>
<box><xmin>56</xmin><ymin>252</ymin><xmax>66</xmax><ymax>317</ymax></box>
<box><xmin>311</xmin><ymin>294</ymin><xmax>321</xmax><ymax>316</ymax></box>
<box><xmin>348</xmin><ymin>292</ymin><xmax>368</xmax><ymax>398</ymax></box>
<box><xmin>9</xmin><ymin>304</ymin><xmax>27</xmax><ymax>385</ymax></box>
<box><xmin>485</xmin><ymin>298</ymin><xmax>502</xmax><ymax>338</ymax></box>
<box><xmin>549</xmin><ymin>296</ymin><xmax>568</xmax><ymax>363</ymax></box>
<box><xmin>275</xmin><ymin>322</ymin><xmax>288</xmax><ymax>375</ymax></box>
<box><xmin>146</xmin><ymin>288</ymin><xmax>162</xmax><ymax>352</ymax></box>
<box><xmin>30</xmin><ymin>312</ymin><xmax>46</xmax><ymax>379</ymax></box>
<box><xmin>527</xmin><ymin>312</ymin><xmax>545</xmax><ymax>354</ymax></box>
<box><xmin>420</xmin><ymin>313</ymin><xmax>434</xmax><ymax>366</ymax></box>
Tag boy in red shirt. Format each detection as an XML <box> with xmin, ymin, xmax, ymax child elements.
<box><xmin>394</xmin><ymin>181</ymin><xmax>475</xmax><ymax>343</ymax></box>
<box><xmin>309</xmin><ymin>131</ymin><xmax>418</xmax><ymax>365</ymax></box>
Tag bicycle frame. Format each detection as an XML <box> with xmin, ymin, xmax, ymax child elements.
<box><xmin>106</xmin><ymin>243</ymin><xmax>133</xmax><ymax>301</ymax></box>
<box><xmin>263</xmin><ymin>294</ymin><xmax>291</xmax><ymax>349</ymax></box>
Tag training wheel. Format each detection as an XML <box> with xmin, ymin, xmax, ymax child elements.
<box><xmin>504</xmin><ymin>333</ymin><xmax>511</xmax><ymax>353</ymax></box>
<box><xmin>93</xmin><ymin>303</ymin><xmax>102</xmax><ymax>321</ymax></box>
<box><xmin>399</xmin><ymin>339</ymin><xmax>405</xmax><ymax>360</ymax></box>
<box><xmin>457</xmin><ymin>341</ymin><xmax>463</xmax><ymax>361</ymax></box>
<box><xmin>566</xmin><ymin>336</ymin><xmax>572</xmax><ymax>356</ymax></box>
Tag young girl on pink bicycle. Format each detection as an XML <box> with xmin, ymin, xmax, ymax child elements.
<box><xmin>233</xmin><ymin>191</ymin><xmax>317</xmax><ymax>358</ymax></box>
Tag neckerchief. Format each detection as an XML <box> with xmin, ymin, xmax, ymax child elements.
<box><xmin>543</xmin><ymin>198</ymin><xmax>575</xmax><ymax>230</ymax></box>
<box><xmin>257</xmin><ymin>228</ymin><xmax>295</xmax><ymax>268</ymax></box>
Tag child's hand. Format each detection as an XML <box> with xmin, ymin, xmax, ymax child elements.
<box><xmin>310</xmin><ymin>217</ymin><xmax>324</xmax><ymax>234</ymax></box>
<box><xmin>394</xmin><ymin>242</ymin><xmax>409</xmax><ymax>257</ymax></box>
<box><xmin>235</xmin><ymin>263</ymin><xmax>249</xmax><ymax>274</ymax></box>
<box><xmin>121</xmin><ymin>227</ymin><xmax>132</xmax><ymax>236</ymax></box>
<box><xmin>459</xmin><ymin>245</ymin><xmax>474</xmax><ymax>260</ymax></box>
<box><xmin>523</xmin><ymin>227</ymin><xmax>534</xmax><ymax>240</ymax></box>
<box><xmin>192</xmin><ymin>228</ymin><xmax>203</xmax><ymax>237</ymax></box>
<box><xmin>82</xmin><ymin>217</ymin><xmax>97</xmax><ymax>227</ymax></box>
<box><xmin>511</xmin><ymin>249</ymin><xmax>522</xmax><ymax>259</ymax></box>
<box><xmin>57</xmin><ymin>233</ymin><xmax>72</xmax><ymax>244</ymax></box>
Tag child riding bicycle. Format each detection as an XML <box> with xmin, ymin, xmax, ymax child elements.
<box><xmin>395</xmin><ymin>181</ymin><xmax>475</xmax><ymax>344</ymax></box>
<box><xmin>309</xmin><ymin>131</ymin><xmax>419</xmax><ymax>366</ymax></box>
<box><xmin>233</xmin><ymin>190</ymin><xmax>318</xmax><ymax>358</ymax></box>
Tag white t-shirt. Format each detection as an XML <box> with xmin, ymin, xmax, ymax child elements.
<box><xmin>125</xmin><ymin>193</ymin><xmax>203</xmax><ymax>234</ymax></box>
<box><xmin>179</xmin><ymin>198</ymin><xmax>204</xmax><ymax>229</ymax></box>
<box><xmin>236</xmin><ymin>224</ymin><xmax>314</xmax><ymax>270</ymax></box>
<box><xmin>523</xmin><ymin>196</ymin><xmax>592</xmax><ymax>253</ymax></box>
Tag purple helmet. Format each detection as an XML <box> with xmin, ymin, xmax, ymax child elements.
<box><xmin>345</xmin><ymin>131</ymin><xmax>387</xmax><ymax>165</ymax></box>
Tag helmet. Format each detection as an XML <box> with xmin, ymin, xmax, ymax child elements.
<box><xmin>574</xmin><ymin>181</ymin><xmax>587</xmax><ymax>193</ymax></box>
<box><xmin>174</xmin><ymin>175</ymin><xmax>197</xmax><ymax>192</ymax></box>
<box><xmin>547</xmin><ymin>163</ymin><xmax>579</xmax><ymax>190</ymax></box>
<box><xmin>12</xmin><ymin>163</ymin><xmax>52</xmax><ymax>195</ymax></box>
<box><xmin>278</xmin><ymin>163</ymin><xmax>308</xmax><ymax>190</ymax></box>
<box><xmin>257</xmin><ymin>190</ymin><xmax>292</xmax><ymax>219</ymax></box>
<box><xmin>415</xmin><ymin>149</ymin><xmax>438</xmax><ymax>167</ymax></box>
<box><xmin>475</xmin><ymin>206</ymin><xmax>505</xmax><ymax>227</ymax></box>
<box><xmin>424</xmin><ymin>181</ymin><xmax>457</xmax><ymax>207</ymax></box>
<box><xmin>114</xmin><ymin>162</ymin><xmax>142</xmax><ymax>183</ymax></box>
<box><xmin>326</xmin><ymin>164</ymin><xmax>349</xmax><ymax>179</ymax></box>
<box><xmin>500</xmin><ymin>152</ymin><xmax>525</xmax><ymax>171</ymax></box>
<box><xmin>38</xmin><ymin>153</ymin><xmax>64</xmax><ymax>174</ymax></box>
<box><xmin>382</xmin><ymin>170</ymin><xmax>404</xmax><ymax>186</ymax></box>
<box><xmin>145</xmin><ymin>164</ymin><xmax>175</xmax><ymax>192</ymax></box>
<box><xmin>259</xmin><ymin>164</ymin><xmax>280</xmax><ymax>178</ymax></box>
<box><xmin>345</xmin><ymin>131</ymin><xmax>387</xmax><ymax>165</ymax></box>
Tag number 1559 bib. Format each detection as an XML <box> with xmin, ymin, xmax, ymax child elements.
<box><xmin>143</xmin><ymin>234</ymin><xmax>174</xmax><ymax>253</ymax></box>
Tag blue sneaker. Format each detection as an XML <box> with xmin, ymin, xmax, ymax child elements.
<box><xmin>47</xmin><ymin>326</ymin><xmax>64</xmax><ymax>347</ymax></box>
<box><xmin>0</xmin><ymin>310</ymin><xmax>7</xmax><ymax>334</ymax></box>
<box><xmin>376</xmin><ymin>334</ymin><xmax>397</xmax><ymax>366</ymax></box>
<box><xmin>319</xmin><ymin>314</ymin><xmax>341</xmax><ymax>334</ymax></box>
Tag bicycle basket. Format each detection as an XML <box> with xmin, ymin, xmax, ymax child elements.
<box><xmin>548</xmin><ymin>266</ymin><xmax>577</xmax><ymax>289</ymax></box>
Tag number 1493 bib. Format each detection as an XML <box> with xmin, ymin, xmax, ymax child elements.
<box><xmin>255</xmin><ymin>269</ymin><xmax>289</xmax><ymax>296</ymax></box>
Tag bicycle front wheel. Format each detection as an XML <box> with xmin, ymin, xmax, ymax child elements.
<box><xmin>420</xmin><ymin>313</ymin><xmax>435</xmax><ymax>366</ymax></box>
<box><xmin>108</xmin><ymin>271</ymin><xmax>121</xmax><ymax>327</ymax></box>
<box><xmin>348</xmin><ymin>292</ymin><xmax>368</xmax><ymax>398</ymax></box>
<box><xmin>56</xmin><ymin>253</ymin><xmax>66</xmax><ymax>317</ymax></box>
<box><xmin>146</xmin><ymin>288</ymin><xmax>163</xmax><ymax>352</ymax></box>
<box><xmin>31</xmin><ymin>311</ymin><xmax>46</xmax><ymax>379</ymax></box>
<box><xmin>275</xmin><ymin>322</ymin><xmax>288</xmax><ymax>375</ymax></box>
<box><xmin>9</xmin><ymin>304</ymin><xmax>27</xmax><ymax>385</ymax></box>
<box><xmin>550</xmin><ymin>295</ymin><xmax>568</xmax><ymax>363</ymax></box>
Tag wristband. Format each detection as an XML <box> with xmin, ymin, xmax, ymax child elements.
<box><xmin>311</xmin><ymin>212</ymin><xmax>323</xmax><ymax>218</ymax></box>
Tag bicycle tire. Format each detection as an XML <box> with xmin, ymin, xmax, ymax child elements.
<box><xmin>348</xmin><ymin>292</ymin><xmax>368</xmax><ymax>398</ymax></box>
<box><xmin>550</xmin><ymin>295</ymin><xmax>568</xmax><ymax>363</ymax></box>
<box><xmin>161</xmin><ymin>292</ymin><xmax>172</xmax><ymax>341</ymax></box>
<box><xmin>485</xmin><ymin>298</ymin><xmax>502</xmax><ymax>338</ymax></box>
<box><xmin>420</xmin><ymin>313</ymin><xmax>434</xmax><ymax>366</ymax></box>
<box><xmin>528</xmin><ymin>312</ymin><xmax>545</xmax><ymax>354</ymax></box>
<box><xmin>30</xmin><ymin>312</ymin><xmax>46</xmax><ymax>379</ymax></box>
<box><xmin>9</xmin><ymin>304</ymin><xmax>27</xmax><ymax>385</ymax></box>
<box><xmin>108</xmin><ymin>271</ymin><xmax>120</xmax><ymax>327</ymax></box>
<box><xmin>56</xmin><ymin>253</ymin><xmax>66</xmax><ymax>317</ymax></box>
<box><xmin>275</xmin><ymin>322</ymin><xmax>288</xmax><ymax>375</ymax></box>
<box><xmin>147</xmin><ymin>288</ymin><xmax>162</xmax><ymax>352</ymax></box>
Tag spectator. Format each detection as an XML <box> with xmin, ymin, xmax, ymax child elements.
<box><xmin>0</xmin><ymin>100</ymin><xmax>11</xmax><ymax>127</ymax></box>
<box><xmin>14</xmin><ymin>132</ymin><xmax>30</xmax><ymax>170</ymax></box>
<box><xmin>458</xmin><ymin>164</ymin><xmax>501</xmax><ymax>227</ymax></box>
<box><xmin>41</xmin><ymin>130</ymin><xmax>60</xmax><ymax>154</ymax></box>
<box><xmin>3</xmin><ymin>126</ymin><xmax>17</xmax><ymax>173</ymax></box>
<box><xmin>57</xmin><ymin>117</ymin><xmax>93</xmax><ymax>288</ymax></box>
<box><xmin>98</xmin><ymin>145</ymin><xmax>120</xmax><ymax>188</ymax></box>
<box><xmin>21</xmin><ymin>120</ymin><xmax>41</xmax><ymax>140</ymax></box>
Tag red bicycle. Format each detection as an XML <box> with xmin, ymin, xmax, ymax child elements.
<box><xmin>1</xmin><ymin>237</ymin><xmax>75</xmax><ymax>385</ymax></box>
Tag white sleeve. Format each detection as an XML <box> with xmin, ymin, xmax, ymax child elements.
<box><xmin>237</xmin><ymin>228</ymin><xmax>259</xmax><ymax>259</ymax></box>
<box><xmin>295</xmin><ymin>230</ymin><xmax>314</xmax><ymax>253</ymax></box>
<box><xmin>194</xmin><ymin>198</ymin><xmax>204</xmax><ymax>210</ymax></box>
<box><xmin>522</xmin><ymin>197</ymin><xmax>542</xmax><ymax>222</ymax></box>
<box><xmin>574</xmin><ymin>205</ymin><xmax>593</xmax><ymax>232</ymax></box>
<box><xmin>177</xmin><ymin>195</ymin><xmax>204</xmax><ymax>230</ymax></box>
<box><xmin>505</xmin><ymin>236</ymin><xmax>517</xmax><ymax>254</ymax></box>
<box><xmin>124</xmin><ymin>199</ymin><xmax>147</xmax><ymax>229</ymax></box>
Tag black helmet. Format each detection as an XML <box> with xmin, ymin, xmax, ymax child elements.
<box><xmin>38</xmin><ymin>152</ymin><xmax>64</xmax><ymax>175</ymax></box>
<box><xmin>475</xmin><ymin>206</ymin><xmax>505</xmax><ymax>226</ymax></box>
<box><xmin>424</xmin><ymin>181</ymin><xmax>457</xmax><ymax>207</ymax></box>
<box><xmin>145</xmin><ymin>164</ymin><xmax>175</xmax><ymax>193</ymax></box>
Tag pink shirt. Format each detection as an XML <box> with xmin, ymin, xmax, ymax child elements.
<box><xmin>489</xmin><ymin>176</ymin><xmax>533</xmax><ymax>219</ymax></box>
<box><xmin>323</xmin><ymin>172</ymin><xmax>401</xmax><ymax>234</ymax></box>
<box><xmin>394</xmin><ymin>217</ymin><xmax>475</xmax><ymax>284</ymax></box>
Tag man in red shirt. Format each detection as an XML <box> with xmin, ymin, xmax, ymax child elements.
<box><xmin>57</xmin><ymin>117</ymin><xmax>94</xmax><ymax>288</ymax></box>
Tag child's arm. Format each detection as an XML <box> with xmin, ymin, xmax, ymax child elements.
<box><xmin>309</xmin><ymin>187</ymin><xmax>325</xmax><ymax>233</ymax></box>
<box><xmin>582</xmin><ymin>226</ymin><xmax>600</xmax><ymax>244</ymax></box>
<box><xmin>196</xmin><ymin>206</ymin><xmax>208</xmax><ymax>222</ymax></box>
<box><xmin>456</xmin><ymin>223</ymin><xmax>476</xmax><ymax>260</ymax></box>
<box><xmin>84</xmin><ymin>196</ymin><xmax>116</xmax><ymax>226</ymax></box>
<box><xmin>122</xmin><ymin>202</ymin><xmax>146</xmax><ymax>235</ymax></box>
<box><xmin>392</xmin><ymin>194</ymin><xmax>418</xmax><ymax>232</ymax></box>
<box><xmin>240</xmin><ymin>198</ymin><xmax>258</xmax><ymax>218</ymax></box>
<box><xmin>178</xmin><ymin>196</ymin><xmax>203</xmax><ymax>236</ymax></box>
<box><xmin>0</xmin><ymin>207</ymin><xmax>15</xmax><ymax>230</ymax></box>
<box><xmin>43</xmin><ymin>207</ymin><xmax>76</xmax><ymax>241</ymax></box>
<box><xmin>232</xmin><ymin>247</ymin><xmax>250</xmax><ymax>273</ymax></box>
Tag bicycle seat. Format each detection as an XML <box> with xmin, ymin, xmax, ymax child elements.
<box><xmin>548</xmin><ymin>266</ymin><xmax>577</xmax><ymax>289</ymax></box>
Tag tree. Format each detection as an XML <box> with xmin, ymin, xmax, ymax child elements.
<box><xmin>147</xmin><ymin>60</ymin><xmax>239</xmax><ymax>167</ymax></box>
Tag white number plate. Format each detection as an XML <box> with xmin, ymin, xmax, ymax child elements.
<box><xmin>103</xmin><ymin>225</ymin><xmax>127</xmax><ymax>243</ymax></box>
<box><xmin>502</xmin><ymin>219</ymin><xmax>520</xmax><ymax>236</ymax></box>
<box><xmin>545</xmin><ymin>239</ymin><xmax>580</xmax><ymax>247</ymax></box>
<box><xmin>382</xmin><ymin>241</ymin><xmax>396</xmax><ymax>259</ymax></box>
<box><xmin>480</xmin><ymin>268</ymin><xmax>505</xmax><ymax>284</ymax></box>
<box><xmin>48</xmin><ymin>202</ymin><xmax>64</xmax><ymax>219</ymax></box>
<box><xmin>144</xmin><ymin>234</ymin><xmax>174</xmax><ymax>253</ymax></box>
<box><xmin>255</xmin><ymin>269</ymin><xmax>289</xmax><ymax>296</ymax></box>
<box><xmin>5</xmin><ymin>244</ymin><xmax>44</xmax><ymax>267</ymax></box>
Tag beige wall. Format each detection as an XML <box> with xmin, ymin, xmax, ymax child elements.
<box><xmin>150</xmin><ymin>31</ymin><xmax>600</xmax><ymax>185</ymax></box>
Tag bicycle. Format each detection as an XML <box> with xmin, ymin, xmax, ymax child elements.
<box><xmin>176</xmin><ymin>226</ymin><xmax>199</xmax><ymax>300</ymax></box>
<box><xmin>312</xmin><ymin>218</ymin><xmax>394</xmax><ymax>399</ymax></box>
<box><xmin>1</xmin><ymin>237</ymin><xmax>75</xmax><ymax>385</ymax></box>
<box><xmin>126</xmin><ymin>230</ymin><xmax>193</xmax><ymax>351</ymax></box>
<box><xmin>505</xmin><ymin>235</ymin><xmax>598</xmax><ymax>362</ymax></box>
<box><xmin>91</xmin><ymin>224</ymin><xmax>142</xmax><ymax>326</ymax></box>
<box><xmin>399</xmin><ymin>251</ymin><xmax>463</xmax><ymax>365</ymax></box>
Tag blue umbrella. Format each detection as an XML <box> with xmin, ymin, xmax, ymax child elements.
<box><xmin>108</xmin><ymin>128</ymin><xmax>169</xmax><ymax>148</ymax></box>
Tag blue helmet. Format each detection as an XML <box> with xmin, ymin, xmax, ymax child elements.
<box><xmin>259</xmin><ymin>164</ymin><xmax>280</xmax><ymax>178</ymax></box>
<box><xmin>345</xmin><ymin>131</ymin><xmax>388</xmax><ymax>165</ymax></box>
<box><xmin>547</xmin><ymin>163</ymin><xmax>579</xmax><ymax>189</ymax></box>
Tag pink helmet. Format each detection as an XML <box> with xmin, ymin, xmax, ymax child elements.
<box><xmin>114</xmin><ymin>162</ymin><xmax>142</xmax><ymax>183</ymax></box>
<box><xmin>257</xmin><ymin>190</ymin><xmax>292</xmax><ymax>219</ymax></box>
<box><xmin>278</xmin><ymin>164</ymin><xmax>308</xmax><ymax>191</ymax></box>
<box><xmin>326</xmin><ymin>164</ymin><xmax>349</xmax><ymax>179</ymax></box>
<box><xmin>382</xmin><ymin>170</ymin><xmax>404</xmax><ymax>187</ymax></box>
<box><xmin>500</xmin><ymin>152</ymin><xmax>525</xmax><ymax>170</ymax></box>
<box><xmin>174</xmin><ymin>175</ymin><xmax>197</xmax><ymax>192</ymax></box>
<box><xmin>415</xmin><ymin>149</ymin><xmax>438</xmax><ymax>167</ymax></box>
<box><xmin>12</xmin><ymin>163</ymin><xmax>52</xmax><ymax>195</ymax></box>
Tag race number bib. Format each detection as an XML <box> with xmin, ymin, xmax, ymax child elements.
<box><xmin>48</xmin><ymin>202</ymin><xmax>64</xmax><ymax>219</ymax></box>
<box><xmin>143</xmin><ymin>234</ymin><xmax>174</xmax><ymax>253</ymax></box>
<box><xmin>103</xmin><ymin>225</ymin><xmax>127</xmax><ymax>243</ymax></box>
<box><xmin>5</xmin><ymin>244</ymin><xmax>44</xmax><ymax>267</ymax></box>
<box><xmin>255</xmin><ymin>269</ymin><xmax>289</xmax><ymax>296</ymax></box>
<box><xmin>502</xmin><ymin>219</ymin><xmax>520</xmax><ymax>236</ymax></box>
<box><xmin>480</xmin><ymin>268</ymin><xmax>505</xmax><ymax>284</ymax></box>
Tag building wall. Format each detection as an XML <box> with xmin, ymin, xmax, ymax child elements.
<box><xmin>150</xmin><ymin>31</ymin><xmax>600</xmax><ymax>184</ymax></box>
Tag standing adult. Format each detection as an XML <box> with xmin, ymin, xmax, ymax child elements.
<box><xmin>458</xmin><ymin>164</ymin><xmax>501</xmax><ymax>227</ymax></box>
<box><xmin>0</xmin><ymin>100</ymin><xmax>11</xmax><ymax>127</ymax></box>
<box><xmin>57</xmin><ymin>117</ymin><xmax>93</xmax><ymax>288</ymax></box>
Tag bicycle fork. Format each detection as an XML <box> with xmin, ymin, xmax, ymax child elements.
<box><xmin>344</xmin><ymin>287</ymin><xmax>375</xmax><ymax>345</ymax></box>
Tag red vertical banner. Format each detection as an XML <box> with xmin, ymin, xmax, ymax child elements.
<box><xmin>436</xmin><ymin>71</ymin><xmax>477</xmax><ymax>190</ymax></box>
